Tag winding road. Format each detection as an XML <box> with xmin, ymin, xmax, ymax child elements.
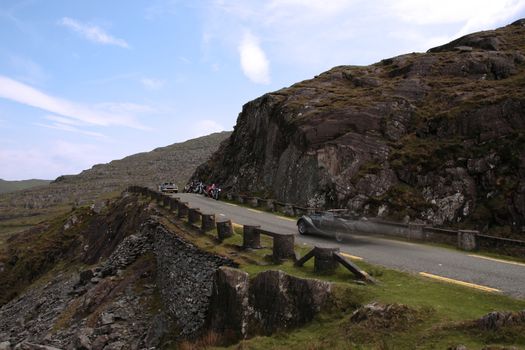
<box><xmin>175</xmin><ymin>193</ymin><xmax>525</xmax><ymax>299</ymax></box>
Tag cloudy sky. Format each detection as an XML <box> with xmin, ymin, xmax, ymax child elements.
<box><xmin>1</xmin><ymin>0</ymin><xmax>524</xmax><ymax>180</ymax></box>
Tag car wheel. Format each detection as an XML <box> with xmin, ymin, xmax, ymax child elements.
<box><xmin>297</xmin><ymin>220</ymin><xmax>308</xmax><ymax>235</ymax></box>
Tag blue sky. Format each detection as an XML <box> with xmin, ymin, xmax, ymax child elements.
<box><xmin>1</xmin><ymin>0</ymin><xmax>524</xmax><ymax>180</ymax></box>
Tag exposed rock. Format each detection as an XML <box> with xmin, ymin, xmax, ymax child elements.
<box><xmin>192</xmin><ymin>20</ymin><xmax>525</xmax><ymax>236</ymax></box>
<box><xmin>206</xmin><ymin>267</ymin><xmax>251</xmax><ymax>341</ymax></box>
<box><xmin>63</xmin><ymin>215</ymin><xmax>78</xmax><ymax>231</ymax></box>
<box><xmin>78</xmin><ymin>270</ymin><xmax>94</xmax><ymax>285</ymax></box>
<box><xmin>208</xmin><ymin>267</ymin><xmax>332</xmax><ymax>341</ymax></box>
<box><xmin>350</xmin><ymin>302</ymin><xmax>421</xmax><ymax>331</ymax></box>
<box><xmin>474</xmin><ymin>310</ymin><xmax>525</xmax><ymax>330</ymax></box>
<box><xmin>73</xmin><ymin>327</ymin><xmax>93</xmax><ymax>350</ymax></box>
<box><xmin>448</xmin><ymin>346</ymin><xmax>468</xmax><ymax>350</ymax></box>
<box><xmin>13</xmin><ymin>343</ymin><xmax>62</xmax><ymax>350</ymax></box>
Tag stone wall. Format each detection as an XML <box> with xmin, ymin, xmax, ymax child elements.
<box><xmin>148</xmin><ymin>221</ymin><xmax>237</xmax><ymax>337</ymax></box>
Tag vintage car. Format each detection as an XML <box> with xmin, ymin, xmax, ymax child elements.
<box><xmin>297</xmin><ymin>209</ymin><xmax>357</xmax><ymax>241</ymax></box>
<box><xmin>158</xmin><ymin>182</ymin><xmax>179</xmax><ymax>193</ymax></box>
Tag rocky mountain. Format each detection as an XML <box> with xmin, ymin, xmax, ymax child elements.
<box><xmin>0</xmin><ymin>132</ymin><xmax>230</xmax><ymax>222</ymax></box>
<box><xmin>0</xmin><ymin>180</ymin><xmax>50</xmax><ymax>195</ymax></box>
<box><xmin>193</xmin><ymin>20</ymin><xmax>525</xmax><ymax>237</ymax></box>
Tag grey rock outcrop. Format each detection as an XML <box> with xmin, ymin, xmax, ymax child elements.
<box><xmin>474</xmin><ymin>310</ymin><xmax>525</xmax><ymax>330</ymax></box>
<box><xmin>207</xmin><ymin>267</ymin><xmax>332</xmax><ymax>342</ymax></box>
<box><xmin>192</xmin><ymin>20</ymin><xmax>525</xmax><ymax>236</ymax></box>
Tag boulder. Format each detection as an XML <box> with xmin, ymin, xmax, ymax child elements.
<box><xmin>475</xmin><ymin>310</ymin><xmax>525</xmax><ymax>330</ymax></box>
<box><xmin>207</xmin><ymin>267</ymin><xmax>250</xmax><ymax>340</ymax></box>
<box><xmin>208</xmin><ymin>267</ymin><xmax>332</xmax><ymax>341</ymax></box>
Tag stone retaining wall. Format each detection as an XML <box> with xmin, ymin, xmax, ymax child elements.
<box><xmin>147</xmin><ymin>221</ymin><xmax>237</xmax><ymax>337</ymax></box>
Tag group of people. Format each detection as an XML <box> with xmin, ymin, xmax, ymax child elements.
<box><xmin>184</xmin><ymin>180</ymin><xmax>221</xmax><ymax>200</ymax></box>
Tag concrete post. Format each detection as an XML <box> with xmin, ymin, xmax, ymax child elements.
<box><xmin>243</xmin><ymin>225</ymin><xmax>261</xmax><ymax>249</ymax></box>
<box><xmin>283</xmin><ymin>204</ymin><xmax>295</xmax><ymax>217</ymax></box>
<box><xmin>169</xmin><ymin>197</ymin><xmax>179</xmax><ymax>211</ymax></box>
<box><xmin>458</xmin><ymin>230</ymin><xmax>478</xmax><ymax>251</ymax></box>
<box><xmin>201</xmin><ymin>214</ymin><xmax>216</xmax><ymax>232</ymax></box>
<box><xmin>313</xmin><ymin>247</ymin><xmax>340</xmax><ymax>275</ymax></box>
<box><xmin>265</xmin><ymin>199</ymin><xmax>275</xmax><ymax>212</ymax></box>
<box><xmin>217</xmin><ymin>220</ymin><xmax>233</xmax><ymax>241</ymax></box>
<box><xmin>188</xmin><ymin>208</ymin><xmax>201</xmax><ymax>225</ymax></box>
<box><xmin>236</xmin><ymin>195</ymin><xmax>246</xmax><ymax>204</ymax></box>
<box><xmin>248</xmin><ymin>197</ymin><xmax>259</xmax><ymax>207</ymax></box>
<box><xmin>408</xmin><ymin>223</ymin><xmax>425</xmax><ymax>240</ymax></box>
<box><xmin>178</xmin><ymin>202</ymin><xmax>189</xmax><ymax>218</ymax></box>
<box><xmin>272</xmin><ymin>234</ymin><xmax>296</xmax><ymax>263</ymax></box>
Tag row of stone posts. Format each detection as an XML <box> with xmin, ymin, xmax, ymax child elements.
<box><xmin>127</xmin><ymin>186</ymin><xmax>297</xmax><ymax>264</ymax></box>
<box><xmin>127</xmin><ymin>186</ymin><xmax>374</xmax><ymax>278</ymax></box>
<box><xmin>225</xmin><ymin>193</ymin><xmax>314</xmax><ymax>217</ymax></box>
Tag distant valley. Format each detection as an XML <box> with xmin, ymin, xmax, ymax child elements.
<box><xmin>0</xmin><ymin>179</ymin><xmax>50</xmax><ymax>194</ymax></box>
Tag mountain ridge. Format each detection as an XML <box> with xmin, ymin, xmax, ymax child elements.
<box><xmin>0</xmin><ymin>131</ymin><xmax>231</xmax><ymax>224</ymax></box>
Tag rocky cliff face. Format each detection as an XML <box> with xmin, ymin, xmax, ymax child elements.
<box><xmin>193</xmin><ymin>20</ymin><xmax>525</xmax><ymax>236</ymax></box>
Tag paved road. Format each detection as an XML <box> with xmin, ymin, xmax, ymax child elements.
<box><xmin>175</xmin><ymin>193</ymin><xmax>525</xmax><ymax>299</ymax></box>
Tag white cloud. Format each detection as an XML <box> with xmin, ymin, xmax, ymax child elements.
<box><xmin>45</xmin><ymin>115</ymin><xmax>83</xmax><ymax>126</ymax></box>
<box><xmin>0</xmin><ymin>75</ymin><xmax>148</xmax><ymax>129</ymax></box>
<box><xmin>59</xmin><ymin>17</ymin><xmax>130</xmax><ymax>48</ymax></box>
<box><xmin>35</xmin><ymin>121</ymin><xmax>106</xmax><ymax>138</ymax></box>
<box><xmin>385</xmin><ymin>0</ymin><xmax>525</xmax><ymax>38</ymax></box>
<box><xmin>190</xmin><ymin>119</ymin><xmax>224</xmax><ymax>138</ymax></box>
<box><xmin>0</xmin><ymin>141</ymin><xmax>111</xmax><ymax>180</ymax></box>
<box><xmin>238</xmin><ymin>32</ymin><xmax>270</xmax><ymax>84</ymax></box>
<box><xmin>209</xmin><ymin>0</ymin><xmax>525</xmax><ymax>70</ymax></box>
<box><xmin>95</xmin><ymin>102</ymin><xmax>156</xmax><ymax>115</ymax></box>
<box><xmin>387</xmin><ymin>0</ymin><xmax>525</xmax><ymax>26</ymax></box>
<box><xmin>140</xmin><ymin>78</ymin><xmax>165</xmax><ymax>90</ymax></box>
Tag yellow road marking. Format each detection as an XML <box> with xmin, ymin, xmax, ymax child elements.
<box><xmin>247</xmin><ymin>208</ymin><xmax>263</xmax><ymax>213</ymax></box>
<box><xmin>468</xmin><ymin>254</ymin><xmax>525</xmax><ymax>267</ymax></box>
<box><xmin>232</xmin><ymin>222</ymin><xmax>243</xmax><ymax>230</ymax></box>
<box><xmin>225</xmin><ymin>202</ymin><xmax>238</xmax><ymax>207</ymax></box>
<box><xmin>390</xmin><ymin>240</ymin><xmax>416</xmax><ymax>246</ymax></box>
<box><xmin>419</xmin><ymin>272</ymin><xmax>500</xmax><ymax>293</ymax></box>
<box><xmin>278</xmin><ymin>216</ymin><xmax>296</xmax><ymax>222</ymax></box>
<box><xmin>341</xmin><ymin>252</ymin><xmax>363</xmax><ymax>261</ymax></box>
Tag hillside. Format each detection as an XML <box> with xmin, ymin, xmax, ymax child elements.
<box><xmin>193</xmin><ymin>20</ymin><xmax>525</xmax><ymax>238</ymax></box>
<box><xmin>0</xmin><ymin>131</ymin><xmax>230</xmax><ymax>224</ymax></box>
<box><xmin>0</xmin><ymin>179</ymin><xmax>50</xmax><ymax>194</ymax></box>
<box><xmin>0</xmin><ymin>190</ymin><xmax>523</xmax><ymax>349</ymax></box>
